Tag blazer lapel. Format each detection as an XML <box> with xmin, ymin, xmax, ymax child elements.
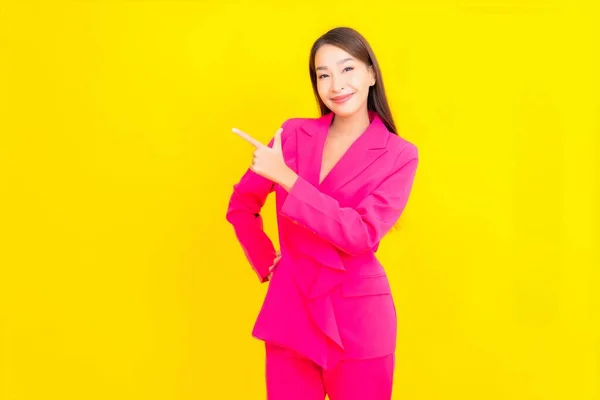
<box><xmin>295</xmin><ymin>112</ymin><xmax>333</xmax><ymax>186</ymax></box>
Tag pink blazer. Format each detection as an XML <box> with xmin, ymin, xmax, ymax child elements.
<box><xmin>226</xmin><ymin>111</ymin><xmax>418</xmax><ymax>370</ymax></box>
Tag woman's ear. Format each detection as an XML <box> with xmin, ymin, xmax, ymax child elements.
<box><xmin>368</xmin><ymin>65</ymin><xmax>376</xmax><ymax>86</ymax></box>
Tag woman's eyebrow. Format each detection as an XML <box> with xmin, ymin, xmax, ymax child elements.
<box><xmin>316</xmin><ymin>57</ymin><xmax>354</xmax><ymax>71</ymax></box>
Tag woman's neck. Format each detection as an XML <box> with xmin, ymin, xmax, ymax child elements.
<box><xmin>329</xmin><ymin>108</ymin><xmax>371</xmax><ymax>138</ymax></box>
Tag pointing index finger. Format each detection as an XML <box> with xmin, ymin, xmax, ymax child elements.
<box><xmin>232</xmin><ymin>128</ymin><xmax>264</xmax><ymax>148</ymax></box>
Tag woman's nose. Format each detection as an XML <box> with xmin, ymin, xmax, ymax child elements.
<box><xmin>331</xmin><ymin>75</ymin><xmax>345</xmax><ymax>92</ymax></box>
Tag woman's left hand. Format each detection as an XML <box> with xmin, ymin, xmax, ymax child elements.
<box><xmin>232</xmin><ymin>127</ymin><xmax>298</xmax><ymax>189</ymax></box>
<box><xmin>266</xmin><ymin>250</ymin><xmax>282</xmax><ymax>281</ymax></box>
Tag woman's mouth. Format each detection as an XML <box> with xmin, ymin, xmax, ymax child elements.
<box><xmin>331</xmin><ymin>93</ymin><xmax>354</xmax><ymax>104</ymax></box>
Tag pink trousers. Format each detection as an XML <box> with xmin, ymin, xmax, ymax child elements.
<box><xmin>265</xmin><ymin>342</ymin><xmax>395</xmax><ymax>400</ymax></box>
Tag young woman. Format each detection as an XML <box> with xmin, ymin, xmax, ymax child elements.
<box><xmin>226</xmin><ymin>27</ymin><xmax>419</xmax><ymax>400</ymax></box>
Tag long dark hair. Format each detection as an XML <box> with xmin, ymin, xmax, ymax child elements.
<box><xmin>309</xmin><ymin>27</ymin><xmax>397</xmax><ymax>135</ymax></box>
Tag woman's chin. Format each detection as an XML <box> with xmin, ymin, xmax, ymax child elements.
<box><xmin>328</xmin><ymin>103</ymin><xmax>360</xmax><ymax>117</ymax></box>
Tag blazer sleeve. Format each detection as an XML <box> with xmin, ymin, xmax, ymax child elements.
<box><xmin>279</xmin><ymin>143</ymin><xmax>419</xmax><ymax>256</ymax></box>
<box><xmin>225</xmin><ymin>121</ymin><xmax>290</xmax><ymax>283</ymax></box>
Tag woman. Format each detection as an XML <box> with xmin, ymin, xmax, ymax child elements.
<box><xmin>226</xmin><ymin>27</ymin><xmax>419</xmax><ymax>400</ymax></box>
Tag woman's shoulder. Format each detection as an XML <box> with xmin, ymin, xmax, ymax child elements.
<box><xmin>387</xmin><ymin>133</ymin><xmax>418</xmax><ymax>161</ymax></box>
<box><xmin>277</xmin><ymin>116</ymin><xmax>315</xmax><ymax>145</ymax></box>
<box><xmin>279</xmin><ymin>116</ymin><xmax>312</xmax><ymax>131</ymax></box>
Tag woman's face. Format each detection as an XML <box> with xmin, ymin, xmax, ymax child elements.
<box><xmin>314</xmin><ymin>44</ymin><xmax>375</xmax><ymax>118</ymax></box>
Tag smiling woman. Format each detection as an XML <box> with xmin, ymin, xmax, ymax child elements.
<box><xmin>226</xmin><ymin>26</ymin><xmax>419</xmax><ymax>400</ymax></box>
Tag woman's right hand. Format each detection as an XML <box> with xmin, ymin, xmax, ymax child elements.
<box><xmin>267</xmin><ymin>251</ymin><xmax>282</xmax><ymax>281</ymax></box>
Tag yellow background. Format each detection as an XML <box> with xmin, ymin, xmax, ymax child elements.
<box><xmin>1</xmin><ymin>1</ymin><xmax>598</xmax><ymax>399</ymax></box>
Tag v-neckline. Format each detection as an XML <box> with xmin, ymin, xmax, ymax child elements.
<box><xmin>317</xmin><ymin>126</ymin><xmax>364</xmax><ymax>188</ymax></box>
<box><xmin>305</xmin><ymin>110</ymin><xmax>385</xmax><ymax>191</ymax></box>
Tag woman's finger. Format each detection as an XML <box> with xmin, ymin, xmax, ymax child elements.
<box><xmin>232</xmin><ymin>128</ymin><xmax>265</xmax><ymax>149</ymax></box>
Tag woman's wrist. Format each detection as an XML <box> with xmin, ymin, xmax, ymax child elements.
<box><xmin>278</xmin><ymin>167</ymin><xmax>298</xmax><ymax>192</ymax></box>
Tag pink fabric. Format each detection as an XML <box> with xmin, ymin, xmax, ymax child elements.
<box><xmin>265</xmin><ymin>342</ymin><xmax>394</xmax><ymax>400</ymax></box>
<box><xmin>226</xmin><ymin>111</ymin><xmax>419</xmax><ymax>371</ymax></box>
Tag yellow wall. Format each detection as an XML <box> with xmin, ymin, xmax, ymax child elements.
<box><xmin>1</xmin><ymin>1</ymin><xmax>598</xmax><ymax>399</ymax></box>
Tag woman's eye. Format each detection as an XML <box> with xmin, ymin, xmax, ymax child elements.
<box><xmin>343</xmin><ymin>66</ymin><xmax>354</xmax><ymax>72</ymax></box>
<box><xmin>318</xmin><ymin>74</ymin><xmax>329</xmax><ymax>79</ymax></box>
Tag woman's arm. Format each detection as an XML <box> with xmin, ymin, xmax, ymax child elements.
<box><xmin>279</xmin><ymin>144</ymin><xmax>419</xmax><ymax>256</ymax></box>
<box><xmin>225</xmin><ymin>138</ymin><xmax>279</xmax><ymax>283</ymax></box>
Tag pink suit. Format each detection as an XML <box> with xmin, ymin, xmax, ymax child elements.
<box><xmin>226</xmin><ymin>111</ymin><xmax>419</xmax><ymax>399</ymax></box>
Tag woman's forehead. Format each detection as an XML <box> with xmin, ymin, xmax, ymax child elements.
<box><xmin>315</xmin><ymin>45</ymin><xmax>355</xmax><ymax>66</ymax></box>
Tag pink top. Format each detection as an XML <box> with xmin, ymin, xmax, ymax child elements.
<box><xmin>226</xmin><ymin>111</ymin><xmax>419</xmax><ymax>370</ymax></box>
